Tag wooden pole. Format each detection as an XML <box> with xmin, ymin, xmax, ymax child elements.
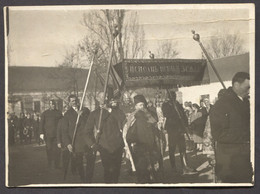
<box><xmin>192</xmin><ymin>30</ymin><xmax>226</xmax><ymax>89</ymax></box>
<box><xmin>96</xmin><ymin>27</ymin><xmax>119</xmax><ymax>144</ymax></box>
<box><xmin>64</xmin><ymin>49</ymin><xmax>98</xmax><ymax>180</ymax></box>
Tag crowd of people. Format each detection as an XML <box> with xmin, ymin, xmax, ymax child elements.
<box><xmin>7</xmin><ymin>111</ymin><xmax>44</xmax><ymax>146</ymax></box>
<box><xmin>8</xmin><ymin>71</ymin><xmax>252</xmax><ymax>184</ymax></box>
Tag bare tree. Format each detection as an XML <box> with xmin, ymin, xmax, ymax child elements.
<box><xmin>82</xmin><ymin>9</ymin><xmax>146</xmax><ymax>66</ymax></box>
<box><xmin>156</xmin><ymin>40</ymin><xmax>179</xmax><ymax>59</ymax></box>
<box><xmin>205</xmin><ymin>30</ymin><xmax>245</xmax><ymax>59</ymax></box>
<box><xmin>123</xmin><ymin>11</ymin><xmax>146</xmax><ymax>59</ymax></box>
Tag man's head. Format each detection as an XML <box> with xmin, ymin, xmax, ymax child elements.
<box><xmin>192</xmin><ymin>103</ymin><xmax>200</xmax><ymax>111</ymax></box>
<box><xmin>68</xmin><ymin>94</ymin><xmax>79</xmax><ymax>108</ymax></box>
<box><xmin>147</xmin><ymin>101</ymin><xmax>153</xmax><ymax>107</ymax></box>
<box><xmin>96</xmin><ymin>92</ymin><xmax>105</xmax><ymax>104</ymax></box>
<box><xmin>26</xmin><ymin>113</ymin><xmax>31</xmax><ymax>119</ymax></box>
<box><xmin>232</xmin><ymin>72</ymin><xmax>250</xmax><ymax>98</ymax></box>
<box><xmin>109</xmin><ymin>98</ymin><xmax>119</xmax><ymax>109</ymax></box>
<box><xmin>49</xmin><ymin>100</ymin><xmax>56</xmax><ymax>110</ymax></box>
<box><xmin>203</xmin><ymin>98</ymin><xmax>210</xmax><ymax>107</ymax></box>
<box><xmin>134</xmin><ymin>95</ymin><xmax>147</xmax><ymax>110</ymax></box>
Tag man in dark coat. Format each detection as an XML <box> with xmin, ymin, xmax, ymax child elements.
<box><xmin>40</xmin><ymin>100</ymin><xmax>62</xmax><ymax>168</ymax></box>
<box><xmin>84</xmin><ymin>92</ymin><xmax>125</xmax><ymax>183</ymax></box>
<box><xmin>162</xmin><ymin>91</ymin><xmax>196</xmax><ymax>175</ymax></box>
<box><xmin>210</xmin><ymin>72</ymin><xmax>252</xmax><ymax>183</ymax></box>
<box><xmin>57</xmin><ymin>115</ymin><xmax>69</xmax><ymax>171</ymax></box>
<box><xmin>62</xmin><ymin>94</ymin><xmax>91</xmax><ymax>182</ymax></box>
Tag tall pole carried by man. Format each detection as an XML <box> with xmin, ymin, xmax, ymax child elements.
<box><xmin>191</xmin><ymin>30</ymin><xmax>227</xmax><ymax>183</ymax></box>
<box><xmin>95</xmin><ymin>26</ymin><xmax>119</xmax><ymax>144</ymax></box>
<box><xmin>63</xmin><ymin>48</ymin><xmax>98</xmax><ymax>180</ymax></box>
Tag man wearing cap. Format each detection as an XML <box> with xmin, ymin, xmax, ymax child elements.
<box><xmin>84</xmin><ymin>92</ymin><xmax>125</xmax><ymax>183</ymax></box>
<box><xmin>40</xmin><ymin>99</ymin><xmax>62</xmax><ymax>169</ymax></box>
<box><xmin>162</xmin><ymin>91</ymin><xmax>196</xmax><ymax>175</ymax></box>
<box><xmin>62</xmin><ymin>94</ymin><xmax>91</xmax><ymax>182</ymax></box>
<box><xmin>125</xmin><ymin>94</ymin><xmax>163</xmax><ymax>183</ymax></box>
<box><xmin>210</xmin><ymin>72</ymin><xmax>252</xmax><ymax>183</ymax></box>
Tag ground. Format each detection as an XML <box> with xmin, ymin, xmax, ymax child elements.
<box><xmin>7</xmin><ymin>142</ymin><xmax>215</xmax><ymax>187</ymax></box>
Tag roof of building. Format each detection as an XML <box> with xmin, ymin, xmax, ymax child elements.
<box><xmin>8</xmin><ymin>66</ymin><xmax>91</xmax><ymax>93</ymax></box>
<box><xmin>207</xmin><ymin>52</ymin><xmax>249</xmax><ymax>83</ymax></box>
<box><xmin>8</xmin><ymin>53</ymin><xmax>250</xmax><ymax>93</ymax></box>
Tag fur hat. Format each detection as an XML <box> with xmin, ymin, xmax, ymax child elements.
<box><xmin>133</xmin><ymin>94</ymin><xmax>147</xmax><ymax>106</ymax></box>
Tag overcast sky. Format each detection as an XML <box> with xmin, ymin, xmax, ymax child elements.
<box><xmin>7</xmin><ymin>4</ymin><xmax>254</xmax><ymax>67</ymax></box>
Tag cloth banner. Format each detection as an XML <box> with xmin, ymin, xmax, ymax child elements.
<box><xmin>114</xmin><ymin>59</ymin><xmax>209</xmax><ymax>88</ymax></box>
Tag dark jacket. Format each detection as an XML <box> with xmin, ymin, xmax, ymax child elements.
<box><xmin>84</xmin><ymin>107</ymin><xmax>125</xmax><ymax>153</ymax></box>
<box><xmin>18</xmin><ymin>118</ymin><xmax>25</xmax><ymax>132</ymax></box>
<box><xmin>161</xmin><ymin>100</ymin><xmax>188</xmax><ymax>134</ymax></box>
<box><xmin>33</xmin><ymin>118</ymin><xmax>40</xmax><ymax>132</ymax></box>
<box><xmin>39</xmin><ymin>109</ymin><xmax>62</xmax><ymax>138</ymax></box>
<box><xmin>190</xmin><ymin>110</ymin><xmax>205</xmax><ymax>138</ymax></box>
<box><xmin>210</xmin><ymin>87</ymin><xmax>250</xmax><ymax>144</ymax></box>
<box><xmin>62</xmin><ymin>107</ymin><xmax>90</xmax><ymax>153</ymax></box>
<box><xmin>126</xmin><ymin>109</ymin><xmax>158</xmax><ymax>150</ymax></box>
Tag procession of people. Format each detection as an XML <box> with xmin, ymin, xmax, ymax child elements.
<box><xmin>8</xmin><ymin>71</ymin><xmax>252</xmax><ymax>184</ymax></box>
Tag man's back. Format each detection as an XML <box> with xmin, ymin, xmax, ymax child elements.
<box><xmin>162</xmin><ymin>101</ymin><xmax>187</xmax><ymax>132</ymax></box>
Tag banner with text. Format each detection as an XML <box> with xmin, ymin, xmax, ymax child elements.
<box><xmin>114</xmin><ymin>59</ymin><xmax>209</xmax><ymax>88</ymax></box>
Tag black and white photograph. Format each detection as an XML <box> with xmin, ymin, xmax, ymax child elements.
<box><xmin>5</xmin><ymin>4</ymin><xmax>255</xmax><ymax>187</ymax></box>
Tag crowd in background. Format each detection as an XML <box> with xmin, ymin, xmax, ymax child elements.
<box><xmin>7</xmin><ymin>112</ymin><xmax>44</xmax><ymax>146</ymax></box>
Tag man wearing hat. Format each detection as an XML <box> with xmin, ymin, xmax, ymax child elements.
<box><xmin>162</xmin><ymin>91</ymin><xmax>196</xmax><ymax>175</ymax></box>
<box><xmin>84</xmin><ymin>92</ymin><xmax>125</xmax><ymax>183</ymax></box>
<box><xmin>125</xmin><ymin>94</ymin><xmax>163</xmax><ymax>183</ymax></box>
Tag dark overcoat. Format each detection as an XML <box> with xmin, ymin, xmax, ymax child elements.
<box><xmin>126</xmin><ymin>109</ymin><xmax>158</xmax><ymax>150</ymax></box>
<box><xmin>84</xmin><ymin>108</ymin><xmax>125</xmax><ymax>153</ymax></box>
<box><xmin>62</xmin><ymin>107</ymin><xmax>90</xmax><ymax>153</ymax></box>
<box><xmin>161</xmin><ymin>100</ymin><xmax>188</xmax><ymax>134</ymax></box>
<box><xmin>210</xmin><ymin>87</ymin><xmax>250</xmax><ymax>144</ymax></box>
<box><xmin>39</xmin><ymin>109</ymin><xmax>62</xmax><ymax>138</ymax></box>
<box><xmin>210</xmin><ymin>87</ymin><xmax>251</xmax><ymax>183</ymax></box>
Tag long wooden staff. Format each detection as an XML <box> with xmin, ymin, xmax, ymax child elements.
<box><xmin>95</xmin><ymin>28</ymin><xmax>119</xmax><ymax>144</ymax></box>
<box><xmin>192</xmin><ymin>30</ymin><xmax>226</xmax><ymax>89</ymax></box>
<box><xmin>63</xmin><ymin>49</ymin><xmax>98</xmax><ymax>180</ymax></box>
<box><xmin>192</xmin><ymin>30</ymin><xmax>226</xmax><ymax>183</ymax></box>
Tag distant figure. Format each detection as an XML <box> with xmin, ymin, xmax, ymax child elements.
<box><xmin>210</xmin><ymin>72</ymin><xmax>252</xmax><ymax>183</ymax></box>
<box><xmin>23</xmin><ymin>113</ymin><xmax>34</xmax><ymax>144</ymax></box>
<box><xmin>149</xmin><ymin>51</ymin><xmax>155</xmax><ymax>59</ymax></box>
<box><xmin>162</xmin><ymin>91</ymin><xmax>197</xmax><ymax>175</ymax></box>
<box><xmin>18</xmin><ymin>113</ymin><xmax>25</xmax><ymax>144</ymax></box>
<box><xmin>189</xmin><ymin>103</ymin><xmax>204</xmax><ymax>152</ymax></box>
<box><xmin>33</xmin><ymin>113</ymin><xmax>42</xmax><ymax>145</ymax></box>
<box><xmin>40</xmin><ymin>100</ymin><xmax>62</xmax><ymax>169</ymax></box>
<box><xmin>8</xmin><ymin>113</ymin><xmax>17</xmax><ymax>146</ymax></box>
